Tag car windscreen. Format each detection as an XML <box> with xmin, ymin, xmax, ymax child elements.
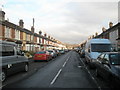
<box><xmin>91</xmin><ymin>44</ymin><xmax>112</xmax><ymax>52</ymax></box>
<box><xmin>47</xmin><ymin>50</ymin><xmax>53</xmax><ymax>53</ymax></box>
<box><xmin>36</xmin><ymin>51</ymin><xmax>46</xmax><ymax>54</ymax></box>
<box><xmin>110</xmin><ymin>54</ymin><xmax>120</xmax><ymax>65</ymax></box>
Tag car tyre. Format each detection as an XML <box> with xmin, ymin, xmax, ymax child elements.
<box><xmin>0</xmin><ymin>70</ymin><xmax>6</xmax><ymax>82</ymax></box>
<box><xmin>23</xmin><ymin>64</ymin><xmax>29</xmax><ymax>72</ymax></box>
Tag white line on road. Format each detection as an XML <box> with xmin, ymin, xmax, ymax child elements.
<box><xmin>50</xmin><ymin>69</ymin><xmax>62</xmax><ymax>85</ymax></box>
<box><xmin>62</xmin><ymin>61</ymin><xmax>67</xmax><ymax>67</ymax></box>
<box><xmin>66</xmin><ymin>56</ymin><xmax>70</xmax><ymax>62</ymax></box>
<box><xmin>50</xmin><ymin>56</ymin><xmax>70</xmax><ymax>85</ymax></box>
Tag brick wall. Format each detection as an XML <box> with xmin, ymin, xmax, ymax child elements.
<box><xmin>0</xmin><ymin>24</ymin><xmax>5</xmax><ymax>39</ymax></box>
<box><xmin>11</xmin><ymin>28</ymin><xmax>15</xmax><ymax>39</ymax></box>
<box><xmin>20</xmin><ymin>31</ymin><xmax>23</xmax><ymax>40</ymax></box>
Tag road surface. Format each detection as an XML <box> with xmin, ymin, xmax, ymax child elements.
<box><xmin>3</xmin><ymin>51</ymin><xmax>98</xmax><ymax>89</ymax></box>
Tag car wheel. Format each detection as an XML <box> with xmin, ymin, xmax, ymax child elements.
<box><xmin>24</xmin><ymin>64</ymin><xmax>29</xmax><ymax>72</ymax></box>
<box><xmin>0</xmin><ymin>70</ymin><xmax>6</xmax><ymax>82</ymax></box>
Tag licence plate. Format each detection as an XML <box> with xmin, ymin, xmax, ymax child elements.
<box><xmin>38</xmin><ymin>55</ymin><xmax>42</xmax><ymax>57</ymax></box>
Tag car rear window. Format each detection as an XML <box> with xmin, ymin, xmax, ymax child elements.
<box><xmin>47</xmin><ymin>50</ymin><xmax>53</xmax><ymax>52</ymax></box>
<box><xmin>36</xmin><ymin>51</ymin><xmax>46</xmax><ymax>54</ymax></box>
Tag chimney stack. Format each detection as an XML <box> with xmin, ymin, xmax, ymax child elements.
<box><xmin>95</xmin><ymin>32</ymin><xmax>98</xmax><ymax>36</ymax></box>
<box><xmin>31</xmin><ymin>18</ymin><xmax>35</xmax><ymax>33</ymax></box>
<box><xmin>31</xmin><ymin>26</ymin><xmax>34</xmax><ymax>33</ymax></box>
<box><xmin>109</xmin><ymin>22</ymin><xmax>113</xmax><ymax>28</ymax></box>
<box><xmin>48</xmin><ymin>36</ymin><xmax>50</xmax><ymax>39</ymax></box>
<box><xmin>0</xmin><ymin>11</ymin><xmax>5</xmax><ymax>21</ymax></box>
<box><xmin>19</xmin><ymin>19</ymin><xmax>24</xmax><ymax>28</ymax></box>
<box><xmin>102</xmin><ymin>27</ymin><xmax>106</xmax><ymax>32</ymax></box>
<box><xmin>44</xmin><ymin>33</ymin><xmax>47</xmax><ymax>37</ymax></box>
<box><xmin>39</xmin><ymin>31</ymin><xmax>42</xmax><ymax>35</ymax></box>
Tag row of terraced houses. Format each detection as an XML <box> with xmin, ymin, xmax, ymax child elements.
<box><xmin>79</xmin><ymin>22</ymin><xmax>120</xmax><ymax>51</ymax></box>
<box><xmin>0</xmin><ymin>11</ymin><xmax>66</xmax><ymax>52</ymax></box>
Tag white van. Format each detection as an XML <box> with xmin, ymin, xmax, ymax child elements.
<box><xmin>85</xmin><ymin>39</ymin><xmax>112</xmax><ymax>68</ymax></box>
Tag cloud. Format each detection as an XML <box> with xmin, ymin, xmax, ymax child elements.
<box><xmin>3</xmin><ymin>0</ymin><xmax>118</xmax><ymax>44</ymax></box>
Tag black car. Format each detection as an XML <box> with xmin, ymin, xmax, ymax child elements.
<box><xmin>95</xmin><ymin>52</ymin><xmax>120</xmax><ymax>85</ymax></box>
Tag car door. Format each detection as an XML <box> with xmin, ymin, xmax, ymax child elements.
<box><xmin>15</xmin><ymin>48</ymin><xmax>27</xmax><ymax>71</ymax></box>
<box><xmin>100</xmin><ymin>54</ymin><xmax>111</xmax><ymax>79</ymax></box>
<box><xmin>96</xmin><ymin>54</ymin><xmax>105</xmax><ymax>76</ymax></box>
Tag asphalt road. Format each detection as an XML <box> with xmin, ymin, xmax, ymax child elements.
<box><xmin>3</xmin><ymin>51</ymin><xmax>99</xmax><ymax>89</ymax></box>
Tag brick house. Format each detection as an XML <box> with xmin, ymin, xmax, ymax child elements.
<box><xmin>0</xmin><ymin>10</ymin><xmax>66</xmax><ymax>51</ymax></box>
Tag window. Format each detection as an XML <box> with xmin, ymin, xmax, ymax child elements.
<box><xmin>104</xmin><ymin>54</ymin><xmax>109</xmax><ymax>61</ymax></box>
<box><xmin>0</xmin><ymin>44</ymin><xmax>6</xmax><ymax>56</ymax></box>
<box><xmin>102</xmin><ymin>54</ymin><xmax>109</xmax><ymax>63</ymax></box>
<box><xmin>0</xmin><ymin>45</ymin><xmax>15</xmax><ymax>56</ymax></box>
<box><xmin>4</xmin><ymin>45</ymin><xmax>15</xmax><ymax>56</ymax></box>
<box><xmin>5</xmin><ymin>27</ymin><xmax>11</xmax><ymax>38</ymax></box>
<box><xmin>36</xmin><ymin>51</ymin><xmax>46</xmax><ymax>54</ymax></box>
<box><xmin>110</xmin><ymin>53</ymin><xmax>120</xmax><ymax>65</ymax></box>
<box><xmin>91</xmin><ymin>44</ymin><xmax>112</xmax><ymax>52</ymax></box>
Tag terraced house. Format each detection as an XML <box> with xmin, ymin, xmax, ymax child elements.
<box><xmin>0</xmin><ymin>10</ymin><xmax>65</xmax><ymax>51</ymax></box>
<box><xmin>95</xmin><ymin>22</ymin><xmax>120</xmax><ymax>51</ymax></box>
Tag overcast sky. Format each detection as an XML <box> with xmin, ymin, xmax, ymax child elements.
<box><xmin>0</xmin><ymin>0</ymin><xmax>119</xmax><ymax>44</ymax></box>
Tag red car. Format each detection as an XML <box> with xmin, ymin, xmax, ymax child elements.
<box><xmin>34</xmin><ymin>51</ymin><xmax>52</xmax><ymax>61</ymax></box>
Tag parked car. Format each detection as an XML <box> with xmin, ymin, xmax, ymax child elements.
<box><xmin>53</xmin><ymin>49</ymin><xmax>59</xmax><ymax>56</ymax></box>
<box><xmin>47</xmin><ymin>50</ymin><xmax>57</xmax><ymax>58</ymax></box>
<box><xmin>34</xmin><ymin>51</ymin><xmax>52</xmax><ymax>61</ymax></box>
<box><xmin>0</xmin><ymin>41</ymin><xmax>29</xmax><ymax>82</ymax></box>
<box><xmin>85</xmin><ymin>39</ymin><xmax>112</xmax><ymax>68</ymax></box>
<box><xmin>95</xmin><ymin>52</ymin><xmax>120</xmax><ymax>82</ymax></box>
<box><xmin>80</xmin><ymin>49</ymin><xmax>85</xmax><ymax>58</ymax></box>
<box><xmin>59</xmin><ymin>50</ymin><xmax>65</xmax><ymax>54</ymax></box>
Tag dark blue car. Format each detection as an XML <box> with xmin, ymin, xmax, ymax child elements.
<box><xmin>95</xmin><ymin>52</ymin><xmax>120</xmax><ymax>81</ymax></box>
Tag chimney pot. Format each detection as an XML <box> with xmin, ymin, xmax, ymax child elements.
<box><xmin>19</xmin><ymin>19</ymin><xmax>24</xmax><ymax>28</ymax></box>
<box><xmin>109</xmin><ymin>22</ymin><xmax>113</xmax><ymax>28</ymax></box>
<box><xmin>39</xmin><ymin>31</ymin><xmax>42</xmax><ymax>35</ymax></box>
<box><xmin>0</xmin><ymin>11</ymin><xmax>5</xmax><ymax>21</ymax></box>
<box><xmin>102</xmin><ymin>27</ymin><xmax>106</xmax><ymax>32</ymax></box>
<box><xmin>31</xmin><ymin>26</ymin><xmax>34</xmax><ymax>33</ymax></box>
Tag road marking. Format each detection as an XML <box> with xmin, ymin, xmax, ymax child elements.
<box><xmin>50</xmin><ymin>56</ymin><xmax>70</xmax><ymax>85</ymax></box>
<box><xmin>62</xmin><ymin>61</ymin><xmax>67</xmax><ymax>67</ymax></box>
<box><xmin>66</xmin><ymin>56</ymin><xmax>70</xmax><ymax>62</ymax></box>
<box><xmin>50</xmin><ymin>69</ymin><xmax>62</xmax><ymax>85</ymax></box>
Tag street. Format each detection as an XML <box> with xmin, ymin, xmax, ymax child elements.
<box><xmin>3</xmin><ymin>51</ymin><xmax>98</xmax><ymax>89</ymax></box>
<box><xmin>0</xmin><ymin>1</ymin><xmax>119</xmax><ymax>90</ymax></box>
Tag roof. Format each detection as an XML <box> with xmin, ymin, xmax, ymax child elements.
<box><xmin>103</xmin><ymin>52</ymin><xmax>120</xmax><ymax>54</ymax></box>
<box><xmin>0</xmin><ymin>20</ymin><xmax>56</xmax><ymax>42</ymax></box>
<box><xmin>95</xmin><ymin>22</ymin><xmax>120</xmax><ymax>38</ymax></box>
<box><xmin>88</xmin><ymin>39</ymin><xmax>111</xmax><ymax>44</ymax></box>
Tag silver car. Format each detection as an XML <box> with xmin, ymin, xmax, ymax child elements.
<box><xmin>0</xmin><ymin>41</ymin><xmax>29</xmax><ymax>82</ymax></box>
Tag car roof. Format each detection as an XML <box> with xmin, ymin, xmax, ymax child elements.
<box><xmin>102</xmin><ymin>52</ymin><xmax>120</xmax><ymax>54</ymax></box>
<box><xmin>0</xmin><ymin>40</ymin><xmax>16</xmax><ymax>46</ymax></box>
<box><xmin>88</xmin><ymin>39</ymin><xmax>111</xmax><ymax>44</ymax></box>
